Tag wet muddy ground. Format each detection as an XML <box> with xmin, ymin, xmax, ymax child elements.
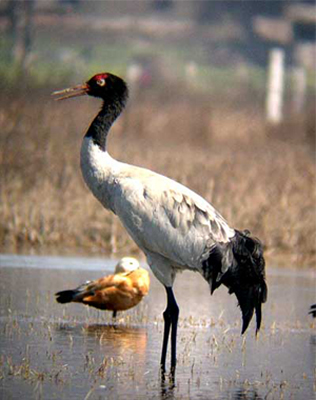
<box><xmin>0</xmin><ymin>254</ymin><xmax>315</xmax><ymax>399</ymax></box>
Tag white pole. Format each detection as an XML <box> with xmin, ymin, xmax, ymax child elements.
<box><xmin>266</xmin><ymin>48</ymin><xmax>285</xmax><ymax>124</ymax></box>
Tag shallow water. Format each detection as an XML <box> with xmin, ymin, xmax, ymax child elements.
<box><xmin>0</xmin><ymin>254</ymin><xmax>315</xmax><ymax>400</ymax></box>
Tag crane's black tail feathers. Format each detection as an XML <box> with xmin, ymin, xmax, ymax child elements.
<box><xmin>203</xmin><ymin>230</ymin><xmax>267</xmax><ymax>335</ymax></box>
<box><xmin>55</xmin><ymin>281</ymin><xmax>92</xmax><ymax>304</ymax></box>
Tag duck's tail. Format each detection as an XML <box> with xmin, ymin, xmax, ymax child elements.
<box><xmin>55</xmin><ymin>281</ymin><xmax>92</xmax><ymax>304</ymax></box>
<box><xmin>55</xmin><ymin>290</ymin><xmax>77</xmax><ymax>304</ymax></box>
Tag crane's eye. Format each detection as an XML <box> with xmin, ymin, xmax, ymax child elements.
<box><xmin>96</xmin><ymin>78</ymin><xmax>106</xmax><ymax>87</ymax></box>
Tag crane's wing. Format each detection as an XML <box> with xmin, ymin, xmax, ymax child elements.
<box><xmin>114</xmin><ymin>167</ymin><xmax>235</xmax><ymax>269</ymax></box>
<box><xmin>160</xmin><ymin>187</ymin><xmax>232</xmax><ymax>240</ymax></box>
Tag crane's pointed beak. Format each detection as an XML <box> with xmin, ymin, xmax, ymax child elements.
<box><xmin>52</xmin><ymin>83</ymin><xmax>89</xmax><ymax>101</ymax></box>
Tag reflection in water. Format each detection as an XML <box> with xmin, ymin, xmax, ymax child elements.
<box><xmin>160</xmin><ymin>371</ymin><xmax>175</xmax><ymax>400</ymax></box>
<box><xmin>55</xmin><ymin>323</ymin><xmax>147</xmax><ymax>360</ymax></box>
<box><xmin>87</xmin><ymin>325</ymin><xmax>148</xmax><ymax>389</ymax></box>
<box><xmin>86</xmin><ymin>324</ymin><xmax>147</xmax><ymax>356</ymax></box>
<box><xmin>232</xmin><ymin>387</ymin><xmax>262</xmax><ymax>400</ymax></box>
<box><xmin>53</xmin><ymin>323</ymin><xmax>149</xmax><ymax>398</ymax></box>
<box><xmin>160</xmin><ymin>384</ymin><xmax>175</xmax><ymax>400</ymax></box>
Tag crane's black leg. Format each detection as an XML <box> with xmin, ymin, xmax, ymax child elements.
<box><xmin>112</xmin><ymin>310</ymin><xmax>117</xmax><ymax>319</ymax></box>
<box><xmin>161</xmin><ymin>308</ymin><xmax>171</xmax><ymax>374</ymax></box>
<box><xmin>170</xmin><ymin>288</ymin><xmax>179</xmax><ymax>375</ymax></box>
<box><xmin>160</xmin><ymin>286</ymin><xmax>179</xmax><ymax>377</ymax></box>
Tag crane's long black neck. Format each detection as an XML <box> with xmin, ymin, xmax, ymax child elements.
<box><xmin>85</xmin><ymin>94</ymin><xmax>127</xmax><ymax>152</ymax></box>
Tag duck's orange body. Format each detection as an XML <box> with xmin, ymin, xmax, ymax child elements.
<box><xmin>55</xmin><ymin>258</ymin><xmax>150</xmax><ymax>315</ymax></box>
<box><xmin>78</xmin><ymin>268</ymin><xmax>149</xmax><ymax>311</ymax></box>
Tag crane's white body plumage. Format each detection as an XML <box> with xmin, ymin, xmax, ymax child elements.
<box><xmin>81</xmin><ymin>136</ymin><xmax>235</xmax><ymax>287</ymax></box>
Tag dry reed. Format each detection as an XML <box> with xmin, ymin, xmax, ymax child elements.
<box><xmin>0</xmin><ymin>88</ymin><xmax>315</xmax><ymax>267</ymax></box>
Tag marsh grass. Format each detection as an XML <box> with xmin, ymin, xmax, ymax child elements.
<box><xmin>0</xmin><ymin>87</ymin><xmax>315</xmax><ymax>266</ymax></box>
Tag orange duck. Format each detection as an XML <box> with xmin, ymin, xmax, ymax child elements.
<box><xmin>55</xmin><ymin>257</ymin><xmax>150</xmax><ymax>318</ymax></box>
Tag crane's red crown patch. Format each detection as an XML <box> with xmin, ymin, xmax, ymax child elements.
<box><xmin>93</xmin><ymin>73</ymin><xmax>109</xmax><ymax>81</ymax></box>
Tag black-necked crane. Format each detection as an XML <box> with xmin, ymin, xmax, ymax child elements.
<box><xmin>53</xmin><ymin>73</ymin><xmax>267</xmax><ymax>376</ymax></box>
<box><xmin>55</xmin><ymin>257</ymin><xmax>150</xmax><ymax>318</ymax></box>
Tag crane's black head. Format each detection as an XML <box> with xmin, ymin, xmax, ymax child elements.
<box><xmin>86</xmin><ymin>73</ymin><xmax>129</xmax><ymax>101</ymax></box>
<box><xmin>52</xmin><ymin>72</ymin><xmax>129</xmax><ymax>103</ymax></box>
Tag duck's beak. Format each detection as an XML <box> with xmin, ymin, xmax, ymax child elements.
<box><xmin>52</xmin><ymin>83</ymin><xmax>89</xmax><ymax>101</ymax></box>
